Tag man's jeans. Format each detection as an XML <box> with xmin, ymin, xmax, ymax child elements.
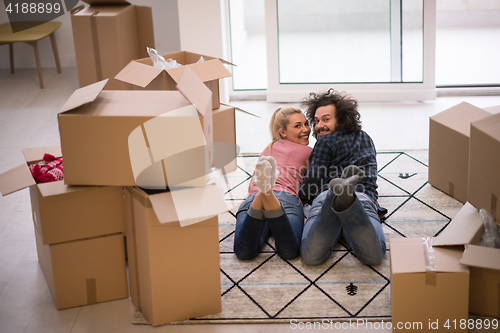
<box><xmin>300</xmin><ymin>189</ymin><xmax>386</xmax><ymax>266</ymax></box>
<box><xmin>234</xmin><ymin>191</ymin><xmax>304</xmax><ymax>260</ymax></box>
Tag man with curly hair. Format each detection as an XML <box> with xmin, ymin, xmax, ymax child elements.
<box><xmin>298</xmin><ymin>88</ymin><xmax>386</xmax><ymax>266</ymax></box>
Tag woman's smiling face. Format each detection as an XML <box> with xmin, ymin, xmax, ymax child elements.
<box><xmin>279</xmin><ymin>112</ymin><xmax>311</xmax><ymax>145</ymax></box>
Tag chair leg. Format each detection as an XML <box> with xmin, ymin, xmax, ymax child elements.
<box><xmin>9</xmin><ymin>43</ymin><xmax>14</xmax><ymax>74</ymax></box>
<box><xmin>33</xmin><ymin>41</ymin><xmax>44</xmax><ymax>88</ymax></box>
<box><xmin>50</xmin><ymin>32</ymin><xmax>61</xmax><ymax>74</ymax></box>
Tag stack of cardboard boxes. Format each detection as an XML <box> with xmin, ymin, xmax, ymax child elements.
<box><xmin>115</xmin><ymin>50</ymin><xmax>239</xmax><ymax>172</ymax></box>
<box><xmin>0</xmin><ymin>68</ymin><xmax>233</xmax><ymax>325</ymax></box>
<box><xmin>0</xmin><ymin>0</ymin><xmax>239</xmax><ymax>324</ymax></box>
<box><xmin>58</xmin><ymin>64</ymin><xmax>231</xmax><ymax>324</ymax></box>
<box><xmin>390</xmin><ymin>102</ymin><xmax>500</xmax><ymax>330</ymax></box>
<box><xmin>71</xmin><ymin>0</ymin><xmax>239</xmax><ymax>174</ymax></box>
<box><xmin>0</xmin><ymin>148</ymin><xmax>128</xmax><ymax>310</ymax></box>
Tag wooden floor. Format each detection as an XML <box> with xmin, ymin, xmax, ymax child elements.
<box><xmin>0</xmin><ymin>67</ymin><xmax>499</xmax><ymax>332</ymax></box>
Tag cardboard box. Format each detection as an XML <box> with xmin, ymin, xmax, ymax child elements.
<box><xmin>461</xmin><ymin>245</ymin><xmax>500</xmax><ymax>318</ymax></box>
<box><xmin>468</xmin><ymin>113</ymin><xmax>500</xmax><ymax>222</ymax></box>
<box><xmin>35</xmin><ymin>227</ymin><xmax>128</xmax><ymax>310</ymax></box>
<box><xmin>58</xmin><ymin>67</ymin><xmax>221</xmax><ymax>187</ymax></box>
<box><xmin>434</xmin><ymin>202</ymin><xmax>500</xmax><ymax>318</ymax></box>
<box><xmin>115</xmin><ymin>51</ymin><xmax>233</xmax><ymax>109</ymax></box>
<box><xmin>0</xmin><ymin>146</ymin><xmax>125</xmax><ymax>245</ymax></box>
<box><xmin>390</xmin><ymin>237</ymin><xmax>469</xmax><ymax>331</ymax></box>
<box><xmin>483</xmin><ymin>105</ymin><xmax>500</xmax><ymax>114</ymax></box>
<box><xmin>71</xmin><ymin>0</ymin><xmax>154</xmax><ymax>90</ymax></box>
<box><xmin>0</xmin><ymin>146</ymin><xmax>129</xmax><ymax>310</ymax></box>
<box><xmin>124</xmin><ymin>185</ymin><xmax>228</xmax><ymax>326</ymax></box>
<box><xmin>429</xmin><ymin>102</ymin><xmax>492</xmax><ymax>203</ymax></box>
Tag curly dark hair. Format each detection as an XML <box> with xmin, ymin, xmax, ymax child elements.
<box><xmin>300</xmin><ymin>88</ymin><xmax>362</xmax><ymax>138</ymax></box>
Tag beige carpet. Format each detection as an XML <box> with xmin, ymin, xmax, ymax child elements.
<box><xmin>133</xmin><ymin>150</ymin><xmax>463</xmax><ymax>325</ymax></box>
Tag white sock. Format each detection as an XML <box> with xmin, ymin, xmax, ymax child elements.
<box><xmin>261</xmin><ymin>156</ymin><xmax>279</xmax><ymax>186</ymax></box>
<box><xmin>253</xmin><ymin>156</ymin><xmax>279</xmax><ymax>193</ymax></box>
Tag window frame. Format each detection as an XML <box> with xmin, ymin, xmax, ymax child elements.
<box><xmin>225</xmin><ymin>0</ymin><xmax>437</xmax><ymax>102</ymax></box>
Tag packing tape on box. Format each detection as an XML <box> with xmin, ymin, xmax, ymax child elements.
<box><xmin>492</xmin><ymin>193</ymin><xmax>497</xmax><ymax>222</ymax></box>
<box><xmin>126</xmin><ymin>191</ymin><xmax>142</xmax><ymax>309</ymax></box>
<box><xmin>449</xmin><ymin>182</ymin><xmax>455</xmax><ymax>198</ymax></box>
<box><xmin>497</xmin><ymin>282</ymin><xmax>500</xmax><ymax>317</ymax></box>
<box><xmin>423</xmin><ymin>237</ymin><xmax>437</xmax><ymax>286</ymax></box>
<box><xmin>86</xmin><ymin>278</ymin><xmax>97</xmax><ymax>305</ymax></box>
<box><xmin>90</xmin><ymin>12</ymin><xmax>102</xmax><ymax>81</ymax></box>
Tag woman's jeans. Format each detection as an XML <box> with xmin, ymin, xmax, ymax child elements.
<box><xmin>300</xmin><ymin>189</ymin><xmax>386</xmax><ymax>266</ymax></box>
<box><xmin>234</xmin><ymin>191</ymin><xmax>304</xmax><ymax>260</ymax></box>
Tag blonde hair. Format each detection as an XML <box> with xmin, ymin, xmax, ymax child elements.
<box><xmin>269</xmin><ymin>106</ymin><xmax>303</xmax><ymax>143</ymax></box>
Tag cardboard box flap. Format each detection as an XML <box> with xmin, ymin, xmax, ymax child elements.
<box><xmin>434</xmin><ymin>245</ymin><xmax>470</xmax><ymax>273</ymax></box>
<box><xmin>430</xmin><ymin>102</ymin><xmax>491</xmax><ymax>136</ymax></box>
<box><xmin>0</xmin><ymin>145</ymin><xmax>62</xmax><ymax>196</ymax></box>
<box><xmin>176</xmin><ymin>66</ymin><xmax>212</xmax><ymax>118</ymax></box>
<box><xmin>483</xmin><ymin>105</ymin><xmax>500</xmax><ymax>114</ymax></box>
<box><xmin>433</xmin><ymin>202</ymin><xmax>484</xmax><ymax>247</ymax></box>
<box><xmin>161</xmin><ymin>51</ymin><xmax>234</xmax><ymax>67</ymax></box>
<box><xmin>390</xmin><ymin>237</ymin><xmax>468</xmax><ymax>274</ymax></box>
<box><xmin>218</xmin><ymin>58</ymin><xmax>236</xmax><ymax>67</ymax></box>
<box><xmin>167</xmin><ymin>59</ymin><xmax>232</xmax><ymax>84</ymax></box>
<box><xmin>115</xmin><ymin>61</ymin><xmax>163</xmax><ymax>88</ymax></box>
<box><xmin>22</xmin><ymin>146</ymin><xmax>62</xmax><ymax>164</ymax></box>
<box><xmin>83</xmin><ymin>0</ymin><xmax>130</xmax><ymax>5</ymax></box>
<box><xmin>472</xmin><ymin>113</ymin><xmax>500</xmax><ymax>142</ymax></box>
<box><xmin>460</xmin><ymin>244</ymin><xmax>500</xmax><ymax>270</ymax></box>
<box><xmin>390</xmin><ymin>238</ymin><xmax>427</xmax><ymax>274</ymax></box>
<box><xmin>0</xmin><ymin>163</ymin><xmax>34</xmax><ymax>196</ymax></box>
<box><xmin>148</xmin><ymin>191</ymin><xmax>178</xmax><ymax>223</ymax></box>
<box><xmin>59</xmin><ymin>79</ymin><xmax>108</xmax><ymax>113</ymax></box>
<box><xmin>37</xmin><ymin>181</ymin><xmax>92</xmax><ymax>198</ymax></box>
<box><xmin>148</xmin><ymin>185</ymin><xmax>228</xmax><ymax>226</ymax></box>
<box><xmin>176</xmin><ymin>66</ymin><xmax>213</xmax><ymax>158</ymax></box>
<box><xmin>220</xmin><ymin>103</ymin><xmax>261</xmax><ymax>118</ymax></box>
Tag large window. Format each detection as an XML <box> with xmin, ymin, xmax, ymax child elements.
<box><xmin>228</xmin><ymin>0</ymin><xmax>437</xmax><ymax>101</ymax></box>
<box><xmin>228</xmin><ymin>0</ymin><xmax>500</xmax><ymax>100</ymax></box>
<box><xmin>276</xmin><ymin>0</ymin><xmax>423</xmax><ymax>84</ymax></box>
<box><xmin>435</xmin><ymin>0</ymin><xmax>500</xmax><ymax>86</ymax></box>
<box><xmin>229</xmin><ymin>0</ymin><xmax>267</xmax><ymax>90</ymax></box>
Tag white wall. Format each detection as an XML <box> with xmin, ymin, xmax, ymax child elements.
<box><xmin>0</xmin><ymin>0</ymin><xmax>181</xmax><ymax>69</ymax></box>
<box><xmin>177</xmin><ymin>0</ymin><xmax>229</xmax><ymax>103</ymax></box>
<box><xmin>177</xmin><ymin>0</ymin><xmax>225</xmax><ymax>58</ymax></box>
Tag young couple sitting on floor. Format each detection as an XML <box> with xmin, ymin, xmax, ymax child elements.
<box><xmin>233</xmin><ymin>89</ymin><xmax>387</xmax><ymax>266</ymax></box>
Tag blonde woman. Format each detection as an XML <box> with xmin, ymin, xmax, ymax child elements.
<box><xmin>234</xmin><ymin>107</ymin><xmax>312</xmax><ymax>260</ymax></box>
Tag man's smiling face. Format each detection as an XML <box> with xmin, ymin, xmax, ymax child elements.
<box><xmin>314</xmin><ymin>104</ymin><xmax>337</xmax><ymax>138</ymax></box>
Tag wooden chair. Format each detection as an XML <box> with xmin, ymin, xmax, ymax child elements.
<box><xmin>0</xmin><ymin>21</ymin><xmax>62</xmax><ymax>88</ymax></box>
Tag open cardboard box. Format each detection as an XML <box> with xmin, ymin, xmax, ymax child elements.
<box><xmin>433</xmin><ymin>202</ymin><xmax>500</xmax><ymax>318</ymax></box>
<box><xmin>71</xmin><ymin>0</ymin><xmax>154</xmax><ymax>90</ymax></box>
<box><xmin>0</xmin><ymin>146</ymin><xmax>128</xmax><ymax>309</ymax></box>
<box><xmin>429</xmin><ymin>102</ymin><xmax>492</xmax><ymax>203</ymax></box>
<box><xmin>390</xmin><ymin>237</ymin><xmax>469</xmax><ymax>331</ymax></box>
<box><xmin>468</xmin><ymin>112</ymin><xmax>500</xmax><ymax>223</ymax></box>
<box><xmin>0</xmin><ymin>146</ymin><xmax>125</xmax><ymax>245</ymax></box>
<box><xmin>58</xmin><ymin>67</ymin><xmax>237</xmax><ymax>187</ymax></box>
<box><xmin>124</xmin><ymin>185</ymin><xmax>228</xmax><ymax>326</ymax></box>
<box><xmin>115</xmin><ymin>51</ymin><xmax>234</xmax><ymax>109</ymax></box>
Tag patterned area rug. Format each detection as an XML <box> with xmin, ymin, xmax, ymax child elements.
<box><xmin>133</xmin><ymin>150</ymin><xmax>463</xmax><ymax>325</ymax></box>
